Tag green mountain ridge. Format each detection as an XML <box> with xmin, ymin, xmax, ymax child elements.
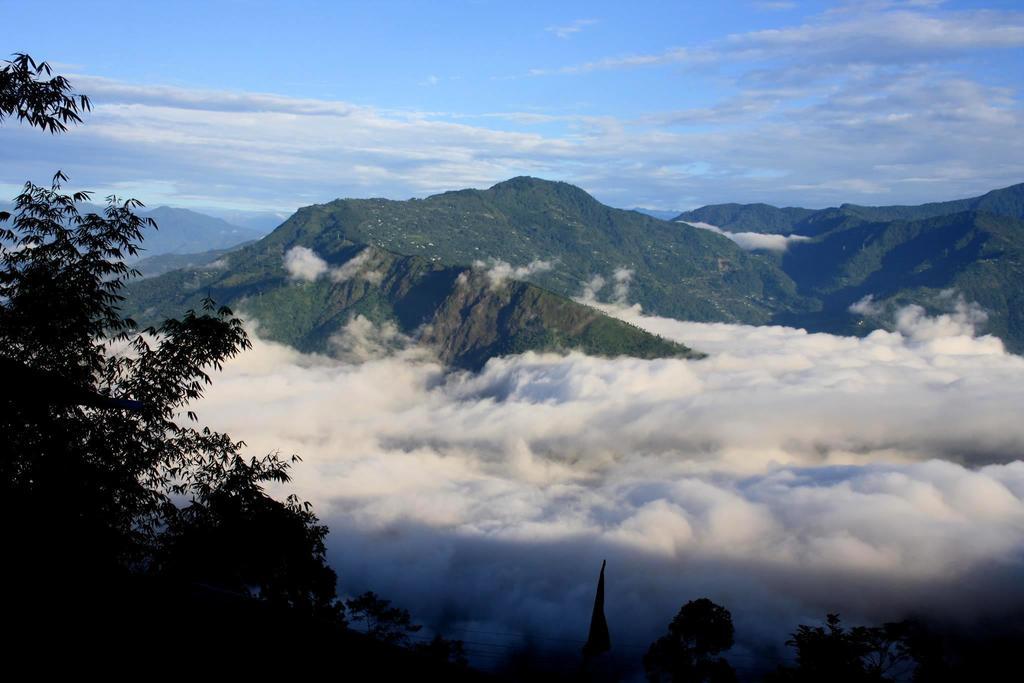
<box><xmin>673</xmin><ymin>182</ymin><xmax>1024</xmax><ymax>236</ymax></box>
<box><xmin>263</xmin><ymin>176</ymin><xmax>808</xmax><ymax>325</ymax></box>
<box><xmin>776</xmin><ymin>210</ymin><xmax>1024</xmax><ymax>350</ymax></box>
<box><xmin>127</xmin><ymin>242</ymin><xmax>698</xmax><ymax>370</ymax></box>
<box><xmin>127</xmin><ymin>177</ymin><xmax>1024</xmax><ymax>359</ymax></box>
<box><xmin>674</xmin><ymin>203</ymin><xmax>817</xmax><ymax>235</ymax></box>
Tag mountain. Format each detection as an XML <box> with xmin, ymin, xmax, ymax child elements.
<box><xmin>675</xmin><ymin>183</ymin><xmax>1024</xmax><ymax>235</ymax></box>
<box><xmin>199</xmin><ymin>208</ymin><xmax>292</xmax><ymax>233</ymax></box>
<box><xmin>775</xmin><ymin>210</ymin><xmax>1024</xmax><ymax>351</ymax></box>
<box><xmin>126</xmin><ymin>177</ymin><xmax>1024</xmax><ymax>359</ymax></box>
<box><xmin>134</xmin><ymin>207</ymin><xmax>265</xmax><ymax>257</ymax></box>
<box><xmin>837</xmin><ymin>183</ymin><xmax>1024</xmax><ymax>224</ymax></box>
<box><xmin>127</xmin><ymin>243</ymin><xmax>698</xmax><ymax>369</ymax></box>
<box><xmin>256</xmin><ymin>177</ymin><xmax>807</xmax><ymax>325</ymax></box>
<box><xmin>2</xmin><ymin>200</ymin><xmax>267</xmax><ymax>258</ymax></box>
<box><xmin>632</xmin><ymin>207</ymin><xmax>683</xmax><ymax>221</ymax></box>
<box><xmin>133</xmin><ymin>242</ymin><xmax>255</xmax><ymax>278</ymax></box>
<box><xmin>673</xmin><ymin>203</ymin><xmax>817</xmax><ymax>234</ymax></box>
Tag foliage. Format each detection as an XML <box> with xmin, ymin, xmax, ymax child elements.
<box><xmin>674</xmin><ymin>203</ymin><xmax>817</xmax><ymax>235</ymax></box>
<box><xmin>0</xmin><ymin>52</ymin><xmax>91</xmax><ymax>133</ymax></box>
<box><xmin>0</xmin><ymin>55</ymin><xmax>336</xmax><ymax>613</ymax></box>
<box><xmin>345</xmin><ymin>591</ymin><xmax>423</xmax><ymax>645</ymax></box>
<box><xmin>0</xmin><ymin>175</ymin><xmax>336</xmax><ymax>611</ymax></box>
<box><xmin>415</xmin><ymin>634</ymin><xmax>469</xmax><ymax>669</ymax></box>
<box><xmin>127</xmin><ymin>242</ymin><xmax>699</xmax><ymax>370</ymax></box>
<box><xmin>644</xmin><ymin>598</ymin><xmax>738</xmax><ymax>683</ymax></box>
<box><xmin>766</xmin><ymin>614</ymin><xmax>915</xmax><ymax>683</ymax></box>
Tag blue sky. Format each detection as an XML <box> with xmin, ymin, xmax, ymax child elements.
<box><xmin>3</xmin><ymin>0</ymin><xmax>1023</xmax><ymax>213</ymax></box>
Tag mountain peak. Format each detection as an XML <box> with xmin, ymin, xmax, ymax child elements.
<box><xmin>485</xmin><ymin>176</ymin><xmax>598</xmax><ymax>204</ymax></box>
<box><xmin>488</xmin><ymin>176</ymin><xmax>561</xmax><ymax>190</ymax></box>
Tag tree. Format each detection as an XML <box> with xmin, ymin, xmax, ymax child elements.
<box><xmin>767</xmin><ymin>614</ymin><xmax>914</xmax><ymax>683</ymax></box>
<box><xmin>415</xmin><ymin>634</ymin><xmax>469</xmax><ymax>669</ymax></box>
<box><xmin>346</xmin><ymin>591</ymin><xmax>423</xmax><ymax>645</ymax></box>
<box><xmin>0</xmin><ymin>53</ymin><xmax>90</xmax><ymax>133</ymax></box>
<box><xmin>644</xmin><ymin>598</ymin><xmax>738</xmax><ymax>683</ymax></box>
<box><xmin>1</xmin><ymin>54</ymin><xmax>338</xmax><ymax>638</ymax></box>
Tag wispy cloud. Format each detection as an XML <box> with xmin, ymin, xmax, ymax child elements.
<box><xmin>529</xmin><ymin>7</ymin><xmax>1024</xmax><ymax>77</ymax></box>
<box><xmin>545</xmin><ymin>18</ymin><xmax>598</xmax><ymax>39</ymax></box>
<box><xmin>3</xmin><ymin>6</ymin><xmax>1021</xmax><ymax>213</ymax></box>
<box><xmin>753</xmin><ymin>1</ymin><xmax>797</xmax><ymax>10</ymax></box>
<box><xmin>528</xmin><ymin>47</ymin><xmax>704</xmax><ymax>76</ymax></box>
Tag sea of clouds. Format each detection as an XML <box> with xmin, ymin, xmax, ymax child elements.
<box><xmin>191</xmin><ymin>296</ymin><xmax>1024</xmax><ymax>669</ymax></box>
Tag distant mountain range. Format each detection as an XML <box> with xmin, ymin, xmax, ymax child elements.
<box><xmin>674</xmin><ymin>183</ymin><xmax>1024</xmax><ymax>235</ymax></box>
<box><xmin>133</xmin><ymin>242</ymin><xmax>255</xmax><ymax>278</ymax></box>
<box><xmin>125</xmin><ymin>178</ymin><xmax>1024</xmax><ymax>364</ymax></box>
<box><xmin>631</xmin><ymin>207</ymin><xmax>682</xmax><ymax>221</ymax></box>
<box><xmin>674</xmin><ymin>183</ymin><xmax>1024</xmax><ymax>350</ymax></box>
<box><xmin>2</xmin><ymin>201</ymin><xmax>272</xmax><ymax>258</ymax></box>
<box><xmin>133</xmin><ymin>207</ymin><xmax>267</xmax><ymax>258</ymax></box>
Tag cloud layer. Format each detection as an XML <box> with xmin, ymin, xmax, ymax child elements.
<box><xmin>191</xmin><ymin>300</ymin><xmax>1024</xmax><ymax>667</ymax></box>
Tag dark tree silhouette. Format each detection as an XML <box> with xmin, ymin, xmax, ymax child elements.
<box><xmin>346</xmin><ymin>590</ymin><xmax>424</xmax><ymax>644</ymax></box>
<box><xmin>767</xmin><ymin>614</ymin><xmax>915</xmax><ymax>683</ymax></box>
<box><xmin>0</xmin><ymin>53</ymin><xmax>90</xmax><ymax>133</ymax></box>
<box><xmin>644</xmin><ymin>598</ymin><xmax>738</xmax><ymax>683</ymax></box>
<box><xmin>1</xmin><ymin>54</ymin><xmax>339</xmax><ymax>645</ymax></box>
<box><xmin>0</xmin><ymin>53</ymin><xmax>500</xmax><ymax>681</ymax></box>
<box><xmin>415</xmin><ymin>634</ymin><xmax>470</xmax><ymax>669</ymax></box>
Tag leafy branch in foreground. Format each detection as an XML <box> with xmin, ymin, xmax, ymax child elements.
<box><xmin>0</xmin><ymin>53</ymin><xmax>91</xmax><ymax>133</ymax></box>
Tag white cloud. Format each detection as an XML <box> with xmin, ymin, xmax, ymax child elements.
<box><xmin>284</xmin><ymin>246</ymin><xmax>328</xmax><ymax>281</ymax></box>
<box><xmin>730</xmin><ymin>8</ymin><xmax>1024</xmax><ymax>62</ymax></box>
<box><xmin>612</xmin><ymin>267</ymin><xmax>633</xmax><ymax>303</ymax></box>
<box><xmin>534</xmin><ymin>8</ymin><xmax>1024</xmax><ymax>76</ymax></box>
<box><xmin>545</xmin><ymin>18</ymin><xmax>598</xmax><ymax>39</ymax></box>
<box><xmin>753</xmin><ymin>1</ymin><xmax>797</xmax><ymax>10</ymax></box>
<box><xmin>579</xmin><ymin>274</ymin><xmax>606</xmax><ymax>304</ymax></box>
<box><xmin>329</xmin><ymin>314</ymin><xmax>421</xmax><ymax>363</ymax></box>
<box><xmin>681</xmin><ymin>220</ymin><xmax>811</xmax><ymax>251</ymax></box>
<box><xmin>473</xmin><ymin>258</ymin><xmax>554</xmax><ymax>287</ymax></box>
<box><xmin>284</xmin><ymin>246</ymin><xmax>380</xmax><ymax>284</ymax></box>
<box><xmin>895</xmin><ymin>295</ymin><xmax>989</xmax><ymax>345</ymax></box>
<box><xmin>849</xmin><ymin>294</ymin><xmax>883</xmax><ymax>316</ymax></box>
<box><xmin>4</xmin><ymin>53</ymin><xmax>1023</xmax><ymax>213</ymax></box>
<box><xmin>191</xmin><ymin>302</ymin><xmax>1024</xmax><ymax>663</ymax></box>
<box><xmin>330</xmin><ymin>249</ymin><xmax>374</xmax><ymax>283</ymax></box>
<box><xmin>5</xmin><ymin>8</ymin><xmax>1023</xmax><ymax>215</ymax></box>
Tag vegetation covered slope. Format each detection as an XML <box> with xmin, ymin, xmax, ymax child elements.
<box><xmin>673</xmin><ymin>183</ymin><xmax>1024</xmax><ymax>235</ymax></box>
<box><xmin>838</xmin><ymin>183</ymin><xmax>1024</xmax><ymax>224</ymax></box>
<box><xmin>135</xmin><ymin>241</ymin><xmax>254</xmax><ymax>277</ymax></box>
<box><xmin>130</xmin><ymin>177</ymin><xmax>1024</xmax><ymax>356</ymax></box>
<box><xmin>673</xmin><ymin>203</ymin><xmax>817</xmax><ymax>234</ymax></box>
<box><xmin>127</xmin><ymin>243</ymin><xmax>697</xmax><ymax>370</ymax></box>
<box><xmin>671</xmin><ymin>183</ymin><xmax>1024</xmax><ymax>351</ymax></box>
<box><xmin>262</xmin><ymin>176</ymin><xmax>807</xmax><ymax>324</ymax></box>
<box><xmin>774</xmin><ymin>211</ymin><xmax>1024</xmax><ymax>352</ymax></box>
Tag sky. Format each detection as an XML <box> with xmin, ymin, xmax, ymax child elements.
<box><xmin>2</xmin><ymin>0</ymin><xmax>1022</xmax><ymax>214</ymax></box>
